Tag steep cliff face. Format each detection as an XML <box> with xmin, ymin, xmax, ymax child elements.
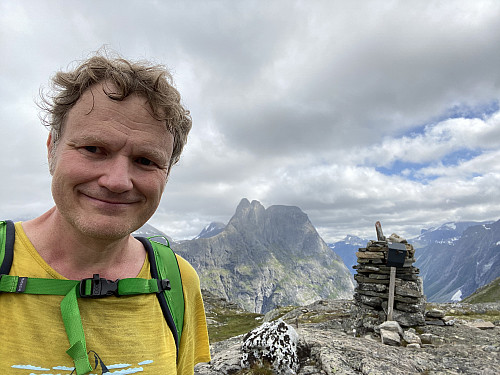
<box><xmin>174</xmin><ymin>198</ymin><xmax>355</xmax><ymax>313</ymax></box>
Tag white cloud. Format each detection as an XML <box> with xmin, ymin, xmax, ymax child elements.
<box><xmin>356</xmin><ymin>113</ymin><xmax>500</xmax><ymax>168</ymax></box>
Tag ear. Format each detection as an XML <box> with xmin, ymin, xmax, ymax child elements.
<box><xmin>47</xmin><ymin>133</ymin><xmax>55</xmax><ymax>174</ymax></box>
<box><xmin>47</xmin><ymin>133</ymin><xmax>53</xmax><ymax>157</ymax></box>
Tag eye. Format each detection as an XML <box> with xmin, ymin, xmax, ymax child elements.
<box><xmin>136</xmin><ymin>157</ymin><xmax>155</xmax><ymax>166</ymax></box>
<box><xmin>84</xmin><ymin>146</ymin><xmax>99</xmax><ymax>153</ymax></box>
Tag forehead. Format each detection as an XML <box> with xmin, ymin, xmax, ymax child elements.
<box><xmin>63</xmin><ymin>83</ymin><xmax>174</xmax><ymax>157</ymax></box>
<box><xmin>68</xmin><ymin>83</ymin><xmax>162</xmax><ymax>125</ymax></box>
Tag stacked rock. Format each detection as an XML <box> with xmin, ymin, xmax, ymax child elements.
<box><xmin>350</xmin><ymin>230</ymin><xmax>426</xmax><ymax>334</ymax></box>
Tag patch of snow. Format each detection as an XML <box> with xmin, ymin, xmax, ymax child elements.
<box><xmin>443</xmin><ymin>222</ymin><xmax>457</xmax><ymax>230</ymax></box>
<box><xmin>496</xmin><ymin>241</ymin><xmax>500</xmax><ymax>246</ymax></box>
<box><xmin>435</xmin><ymin>237</ymin><xmax>459</xmax><ymax>245</ymax></box>
<box><xmin>451</xmin><ymin>289</ymin><xmax>462</xmax><ymax>302</ymax></box>
<box><xmin>482</xmin><ymin>224</ymin><xmax>491</xmax><ymax>230</ymax></box>
<box><xmin>482</xmin><ymin>261</ymin><xmax>494</xmax><ymax>273</ymax></box>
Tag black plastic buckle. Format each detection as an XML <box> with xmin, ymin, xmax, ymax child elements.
<box><xmin>0</xmin><ymin>275</ymin><xmax>27</xmax><ymax>293</ymax></box>
<box><xmin>80</xmin><ymin>274</ymin><xmax>119</xmax><ymax>298</ymax></box>
<box><xmin>16</xmin><ymin>277</ymin><xmax>28</xmax><ymax>293</ymax></box>
<box><xmin>157</xmin><ymin>278</ymin><xmax>171</xmax><ymax>293</ymax></box>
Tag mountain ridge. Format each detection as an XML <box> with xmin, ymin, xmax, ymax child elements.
<box><xmin>414</xmin><ymin>220</ymin><xmax>500</xmax><ymax>302</ymax></box>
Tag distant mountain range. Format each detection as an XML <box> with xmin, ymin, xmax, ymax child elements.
<box><xmin>193</xmin><ymin>222</ymin><xmax>226</xmax><ymax>239</ymax></box>
<box><xmin>411</xmin><ymin>221</ymin><xmax>492</xmax><ymax>248</ymax></box>
<box><xmin>327</xmin><ymin>235</ymin><xmax>366</xmax><ymax>276</ymax></box>
<box><xmin>413</xmin><ymin>220</ymin><xmax>499</xmax><ymax>302</ymax></box>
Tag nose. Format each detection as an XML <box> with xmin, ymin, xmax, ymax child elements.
<box><xmin>97</xmin><ymin>156</ymin><xmax>134</xmax><ymax>193</ymax></box>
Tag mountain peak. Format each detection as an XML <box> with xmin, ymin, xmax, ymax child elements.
<box><xmin>236</xmin><ymin>198</ymin><xmax>251</xmax><ymax>211</ymax></box>
<box><xmin>342</xmin><ymin>235</ymin><xmax>365</xmax><ymax>246</ymax></box>
<box><xmin>194</xmin><ymin>221</ymin><xmax>226</xmax><ymax>240</ymax></box>
<box><xmin>229</xmin><ymin>198</ymin><xmax>266</xmax><ymax>230</ymax></box>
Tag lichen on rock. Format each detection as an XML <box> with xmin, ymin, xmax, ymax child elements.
<box><xmin>241</xmin><ymin>318</ymin><xmax>299</xmax><ymax>375</ymax></box>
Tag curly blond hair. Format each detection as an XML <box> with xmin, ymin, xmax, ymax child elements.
<box><xmin>40</xmin><ymin>51</ymin><xmax>192</xmax><ymax>172</ymax></box>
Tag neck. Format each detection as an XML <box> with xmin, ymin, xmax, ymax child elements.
<box><xmin>23</xmin><ymin>207</ymin><xmax>146</xmax><ymax>280</ymax></box>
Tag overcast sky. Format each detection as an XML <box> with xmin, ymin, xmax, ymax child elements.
<box><xmin>1</xmin><ymin>0</ymin><xmax>500</xmax><ymax>242</ymax></box>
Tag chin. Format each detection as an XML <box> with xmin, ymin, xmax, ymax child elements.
<box><xmin>73</xmin><ymin>216</ymin><xmax>144</xmax><ymax>241</ymax></box>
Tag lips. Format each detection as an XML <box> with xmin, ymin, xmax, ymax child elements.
<box><xmin>80</xmin><ymin>191</ymin><xmax>140</xmax><ymax>206</ymax></box>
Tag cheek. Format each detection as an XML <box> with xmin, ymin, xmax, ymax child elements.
<box><xmin>51</xmin><ymin>157</ymin><xmax>97</xmax><ymax>188</ymax></box>
<box><xmin>138</xmin><ymin>173</ymin><xmax>167</xmax><ymax>199</ymax></box>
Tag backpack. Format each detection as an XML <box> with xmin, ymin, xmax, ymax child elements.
<box><xmin>0</xmin><ymin>220</ymin><xmax>184</xmax><ymax>375</ymax></box>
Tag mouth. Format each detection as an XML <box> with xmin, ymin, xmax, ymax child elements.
<box><xmin>81</xmin><ymin>193</ymin><xmax>138</xmax><ymax>206</ymax></box>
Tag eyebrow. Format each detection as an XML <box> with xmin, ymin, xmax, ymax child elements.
<box><xmin>70</xmin><ymin>134</ymin><xmax>104</xmax><ymax>146</ymax></box>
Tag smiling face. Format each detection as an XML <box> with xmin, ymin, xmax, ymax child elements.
<box><xmin>48</xmin><ymin>83</ymin><xmax>174</xmax><ymax>240</ymax></box>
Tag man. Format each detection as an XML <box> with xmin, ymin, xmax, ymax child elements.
<box><xmin>0</xmin><ymin>53</ymin><xmax>210</xmax><ymax>374</ymax></box>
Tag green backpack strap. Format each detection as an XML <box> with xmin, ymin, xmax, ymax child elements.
<box><xmin>136</xmin><ymin>236</ymin><xmax>185</xmax><ymax>357</ymax></box>
<box><xmin>0</xmin><ymin>220</ymin><xmax>15</xmax><ymax>275</ymax></box>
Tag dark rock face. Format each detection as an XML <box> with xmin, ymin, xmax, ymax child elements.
<box><xmin>174</xmin><ymin>198</ymin><xmax>354</xmax><ymax>313</ymax></box>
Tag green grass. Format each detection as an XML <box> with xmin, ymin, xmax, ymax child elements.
<box><xmin>207</xmin><ymin>307</ymin><xmax>263</xmax><ymax>343</ymax></box>
<box><xmin>462</xmin><ymin>277</ymin><xmax>500</xmax><ymax>304</ymax></box>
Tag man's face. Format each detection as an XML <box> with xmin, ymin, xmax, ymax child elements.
<box><xmin>48</xmin><ymin>83</ymin><xmax>174</xmax><ymax>240</ymax></box>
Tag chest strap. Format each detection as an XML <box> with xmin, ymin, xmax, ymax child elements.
<box><xmin>0</xmin><ymin>274</ymin><xmax>171</xmax><ymax>375</ymax></box>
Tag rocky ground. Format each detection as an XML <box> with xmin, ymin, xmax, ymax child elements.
<box><xmin>196</xmin><ymin>299</ymin><xmax>500</xmax><ymax>375</ymax></box>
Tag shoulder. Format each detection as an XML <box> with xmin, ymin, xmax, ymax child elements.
<box><xmin>174</xmin><ymin>254</ymin><xmax>201</xmax><ymax>290</ymax></box>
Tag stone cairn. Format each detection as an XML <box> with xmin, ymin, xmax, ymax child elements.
<box><xmin>350</xmin><ymin>222</ymin><xmax>426</xmax><ymax>335</ymax></box>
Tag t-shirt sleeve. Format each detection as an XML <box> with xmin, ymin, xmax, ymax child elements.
<box><xmin>175</xmin><ymin>255</ymin><xmax>211</xmax><ymax>373</ymax></box>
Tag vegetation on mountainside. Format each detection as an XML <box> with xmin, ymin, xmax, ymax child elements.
<box><xmin>204</xmin><ymin>296</ymin><xmax>263</xmax><ymax>343</ymax></box>
<box><xmin>462</xmin><ymin>276</ymin><xmax>500</xmax><ymax>303</ymax></box>
<box><xmin>207</xmin><ymin>308</ymin><xmax>262</xmax><ymax>343</ymax></box>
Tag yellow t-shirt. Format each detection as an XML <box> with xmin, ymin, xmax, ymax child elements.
<box><xmin>0</xmin><ymin>222</ymin><xmax>210</xmax><ymax>374</ymax></box>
